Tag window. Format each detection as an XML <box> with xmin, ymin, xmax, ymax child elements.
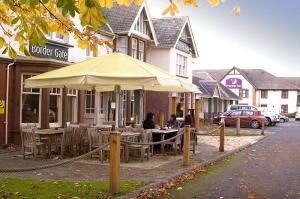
<box><xmin>130</xmin><ymin>92</ymin><xmax>134</xmax><ymax>119</ymax></box>
<box><xmin>176</xmin><ymin>54</ymin><xmax>187</xmax><ymax>77</ymax></box>
<box><xmin>67</xmin><ymin>89</ymin><xmax>77</xmax><ymax>123</ymax></box>
<box><xmin>231</xmin><ymin>110</ymin><xmax>242</xmax><ymax>117</ymax></box>
<box><xmin>242</xmin><ymin>110</ymin><xmax>254</xmax><ymax>116</ymax></box>
<box><xmin>134</xmin><ymin>12</ymin><xmax>148</xmax><ymax>35</ymax></box>
<box><xmin>131</xmin><ymin>38</ymin><xmax>138</xmax><ymax>59</ymax></box>
<box><xmin>138</xmin><ymin>41</ymin><xmax>144</xmax><ymax>61</ymax></box>
<box><xmin>261</xmin><ymin>90</ymin><xmax>268</xmax><ymax>98</ymax></box>
<box><xmin>176</xmin><ymin>93</ymin><xmax>185</xmax><ymax>118</ymax></box>
<box><xmin>281</xmin><ymin>105</ymin><xmax>288</xmax><ymax>113</ymax></box>
<box><xmin>21</xmin><ymin>74</ymin><xmax>40</xmax><ymax>124</ymax></box>
<box><xmin>116</xmin><ymin>37</ymin><xmax>128</xmax><ymax>54</ymax></box>
<box><xmin>239</xmin><ymin>89</ymin><xmax>249</xmax><ymax>98</ymax></box>
<box><xmin>85</xmin><ymin>90</ymin><xmax>95</xmax><ymax>114</ymax></box>
<box><xmin>281</xmin><ymin>90</ymin><xmax>288</xmax><ymax>99</ymax></box>
<box><xmin>86</xmin><ymin>46</ymin><xmax>97</xmax><ymax>57</ymax></box>
<box><xmin>49</xmin><ymin>88</ymin><xmax>61</xmax><ymax>124</ymax></box>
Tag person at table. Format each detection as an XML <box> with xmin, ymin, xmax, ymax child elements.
<box><xmin>143</xmin><ymin>112</ymin><xmax>155</xmax><ymax>129</ymax></box>
<box><xmin>167</xmin><ymin>114</ymin><xmax>181</xmax><ymax>129</ymax></box>
<box><xmin>180</xmin><ymin>114</ymin><xmax>193</xmax><ymax>128</ymax></box>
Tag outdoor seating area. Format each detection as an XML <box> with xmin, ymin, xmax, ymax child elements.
<box><xmin>19</xmin><ymin>123</ymin><xmax>196</xmax><ymax>163</ymax></box>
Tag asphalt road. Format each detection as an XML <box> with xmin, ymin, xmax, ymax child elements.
<box><xmin>165</xmin><ymin>121</ymin><xmax>300</xmax><ymax>199</ymax></box>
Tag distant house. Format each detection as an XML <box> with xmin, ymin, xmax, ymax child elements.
<box><xmin>279</xmin><ymin>77</ymin><xmax>300</xmax><ymax>112</ymax></box>
<box><xmin>192</xmin><ymin>72</ymin><xmax>240</xmax><ymax>122</ymax></box>
<box><xmin>194</xmin><ymin>67</ymin><xmax>299</xmax><ymax>114</ymax></box>
<box><xmin>146</xmin><ymin>17</ymin><xmax>199</xmax><ymax>121</ymax></box>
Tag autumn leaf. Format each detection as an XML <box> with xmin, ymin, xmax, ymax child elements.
<box><xmin>233</xmin><ymin>6</ymin><xmax>241</xmax><ymax>16</ymax></box>
<box><xmin>208</xmin><ymin>0</ymin><xmax>219</xmax><ymax>7</ymax></box>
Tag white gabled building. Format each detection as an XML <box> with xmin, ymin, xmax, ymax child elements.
<box><xmin>195</xmin><ymin>67</ymin><xmax>300</xmax><ymax>114</ymax></box>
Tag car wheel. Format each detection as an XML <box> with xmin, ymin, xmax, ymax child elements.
<box><xmin>251</xmin><ymin>120</ymin><xmax>260</xmax><ymax>129</ymax></box>
<box><xmin>280</xmin><ymin>118</ymin><xmax>285</xmax><ymax>123</ymax></box>
<box><xmin>265</xmin><ymin>118</ymin><xmax>271</xmax><ymax>126</ymax></box>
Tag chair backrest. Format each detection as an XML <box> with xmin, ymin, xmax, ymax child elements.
<box><xmin>20</xmin><ymin>123</ymin><xmax>37</xmax><ymax>131</ymax></box>
<box><xmin>72</xmin><ymin>127</ymin><xmax>83</xmax><ymax>145</ymax></box>
<box><xmin>20</xmin><ymin>128</ymin><xmax>36</xmax><ymax>147</ymax></box>
<box><xmin>62</xmin><ymin>128</ymin><xmax>73</xmax><ymax>146</ymax></box>
<box><xmin>99</xmin><ymin>131</ymin><xmax>111</xmax><ymax>146</ymax></box>
<box><xmin>132</xmin><ymin>128</ymin><xmax>144</xmax><ymax>133</ymax></box>
<box><xmin>87</xmin><ymin>127</ymin><xmax>100</xmax><ymax>147</ymax></box>
<box><xmin>79</xmin><ymin>123</ymin><xmax>90</xmax><ymax>128</ymax></box>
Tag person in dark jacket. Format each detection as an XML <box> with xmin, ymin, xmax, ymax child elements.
<box><xmin>180</xmin><ymin>114</ymin><xmax>193</xmax><ymax>128</ymax></box>
<box><xmin>167</xmin><ymin>114</ymin><xmax>181</xmax><ymax>129</ymax></box>
<box><xmin>143</xmin><ymin>112</ymin><xmax>155</xmax><ymax>129</ymax></box>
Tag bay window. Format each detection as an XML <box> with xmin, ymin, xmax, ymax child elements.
<box><xmin>116</xmin><ymin>37</ymin><xmax>128</xmax><ymax>54</ymax></box>
<box><xmin>85</xmin><ymin>90</ymin><xmax>95</xmax><ymax>114</ymax></box>
<box><xmin>131</xmin><ymin>38</ymin><xmax>138</xmax><ymax>59</ymax></box>
<box><xmin>21</xmin><ymin>74</ymin><xmax>41</xmax><ymax>124</ymax></box>
<box><xmin>138</xmin><ymin>41</ymin><xmax>145</xmax><ymax>61</ymax></box>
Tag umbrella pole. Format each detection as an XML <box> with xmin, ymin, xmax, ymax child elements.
<box><xmin>114</xmin><ymin>85</ymin><xmax>121</xmax><ymax>128</ymax></box>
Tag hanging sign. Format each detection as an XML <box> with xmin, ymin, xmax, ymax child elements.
<box><xmin>0</xmin><ymin>100</ymin><xmax>5</xmax><ymax>114</ymax></box>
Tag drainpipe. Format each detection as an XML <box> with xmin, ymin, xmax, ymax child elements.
<box><xmin>5</xmin><ymin>61</ymin><xmax>15</xmax><ymax>145</ymax></box>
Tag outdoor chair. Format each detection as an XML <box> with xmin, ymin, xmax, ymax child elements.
<box><xmin>87</xmin><ymin>127</ymin><xmax>101</xmax><ymax>159</ymax></box>
<box><xmin>20</xmin><ymin>128</ymin><xmax>46</xmax><ymax>159</ymax></box>
<box><xmin>132</xmin><ymin>128</ymin><xmax>144</xmax><ymax>133</ymax></box>
<box><xmin>72</xmin><ymin>127</ymin><xmax>85</xmax><ymax>156</ymax></box>
<box><xmin>127</xmin><ymin>130</ymin><xmax>152</xmax><ymax>162</ymax></box>
<box><xmin>99</xmin><ymin>131</ymin><xmax>111</xmax><ymax>163</ymax></box>
<box><xmin>164</xmin><ymin>129</ymin><xmax>183</xmax><ymax>156</ymax></box>
<box><xmin>61</xmin><ymin>128</ymin><xmax>74</xmax><ymax>157</ymax></box>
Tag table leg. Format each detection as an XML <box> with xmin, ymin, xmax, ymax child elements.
<box><xmin>125</xmin><ymin>143</ymin><xmax>129</xmax><ymax>163</ymax></box>
<box><xmin>161</xmin><ymin>134</ymin><xmax>165</xmax><ymax>154</ymax></box>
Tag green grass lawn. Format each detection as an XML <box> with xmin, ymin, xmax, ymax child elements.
<box><xmin>0</xmin><ymin>178</ymin><xmax>144</xmax><ymax>199</ymax></box>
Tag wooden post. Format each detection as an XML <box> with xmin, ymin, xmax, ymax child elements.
<box><xmin>159</xmin><ymin>112</ymin><xmax>164</xmax><ymax>128</ymax></box>
<box><xmin>134</xmin><ymin>114</ymin><xmax>138</xmax><ymax>126</ymax></box>
<box><xmin>236</xmin><ymin>117</ymin><xmax>240</xmax><ymax>136</ymax></box>
<box><xmin>171</xmin><ymin>97</ymin><xmax>177</xmax><ymax>115</ymax></box>
<box><xmin>195</xmin><ymin>99</ymin><xmax>200</xmax><ymax>131</ymax></box>
<box><xmin>109</xmin><ymin>132</ymin><xmax>121</xmax><ymax>194</ymax></box>
<box><xmin>219</xmin><ymin>123</ymin><xmax>225</xmax><ymax>152</ymax></box>
<box><xmin>261</xmin><ymin>119</ymin><xmax>265</xmax><ymax>135</ymax></box>
<box><xmin>183</xmin><ymin>125</ymin><xmax>191</xmax><ymax>166</ymax></box>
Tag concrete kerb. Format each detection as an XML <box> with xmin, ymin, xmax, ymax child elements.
<box><xmin>118</xmin><ymin>135</ymin><xmax>268</xmax><ymax>199</ymax></box>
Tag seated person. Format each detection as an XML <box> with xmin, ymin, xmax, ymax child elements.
<box><xmin>167</xmin><ymin>114</ymin><xmax>181</xmax><ymax>129</ymax></box>
<box><xmin>143</xmin><ymin>112</ymin><xmax>155</xmax><ymax>129</ymax></box>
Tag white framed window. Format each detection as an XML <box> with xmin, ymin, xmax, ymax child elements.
<box><xmin>130</xmin><ymin>92</ymin><xmax>135</xmax><ymax>120</ymax></box>
<box><xmin>86</xmin><ymin>45</ymin><xmax>97</xmax><ymax>57</ymax></box>
<box><xmin>21</xmin><ymin>74</ymin><xmax>41</xmax><ymax>125</ymax></box>
<box><xmin>49</xmin><ymin>88</ymin><xmax>62</xmax><ymax>126</ymax></box>
<box><xmin>131</xmin><ymin>38</ymin><xmax>138</xmax><ymax>59</ymax></box>
<box><xmin>67</xmin><ymin>89</ymin><xmax>78</xmax><ymax>123</ymax></box>
<box><xmin>116</xmin><ymin>36</ymin><xmax>128</xmax><ymax>54</ymax></box>
<box><xmin>176</xmin><ymin>54</ymin><xmax>187</xmax><ymax>77</ymax></box>
<box><xmin>134</xmin><ymin>12</ymin><xmax>148</xmax><ymax>35</ymax></box>
<box><xmin>85</xmin><ymin>90</ymin><xmax>95</xmax><ymax>114</ymax></box>
<box><xmin>138</xmin><ymin>40</ymin><xmax>144</xmax><ymax>61</ymax></box>
<box><xmin>176</xmin><ymin>93</ymin><xmax>185</xmax><ymax>118</ymax></box>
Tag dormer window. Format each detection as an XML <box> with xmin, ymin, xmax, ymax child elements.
<box><xmin>134</xmin><ymin>11</ymin><xmax>148</xmax><ymax>35</ymax></box>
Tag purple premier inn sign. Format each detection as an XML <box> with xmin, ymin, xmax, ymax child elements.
<box><xmin>225</xmin><ymin>78</ymin><xmax>242</xmax><ymax>88</ymax></box>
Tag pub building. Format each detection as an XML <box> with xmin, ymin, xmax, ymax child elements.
<box><xmin>0</xmin><ymin>39</ymin><xmax>74</xmax><ymax>145</ymax></box>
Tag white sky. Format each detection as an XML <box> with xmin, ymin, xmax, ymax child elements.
<box><xmin>147</xmin><ymin>0</ymin><xmax>300</xmax><ymax>77</ymax></box>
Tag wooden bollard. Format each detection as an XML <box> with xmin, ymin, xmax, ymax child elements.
<box><xmin>109</xmin><ymin>132</ymin><xmax>121</xmax><ymax>194</ymax></box>
<box><xmin>183</xmin><ymin>125</ymin><xmax>191</xmax><ymax>166</ymax></box>
<box><xmin>261</xmin><ymin>119</ymin><xmax>265</xmax><ymax>135</ymax></box>
<box><xmin>236</xmin><ymin>117</ymin><xmax>240</xmax><ymax>136</ymax></box>
<box><xmin>219</xmin><ymin>123</ymin><xmax>225</xmax><ymax>152</ymax></box>
<box><xmin>134</xmin><ymin>114</ymin><xmax>138</xmax><ymax>125</ymax></box>
<box><xmin>159</xmin><ymin>112</ymin><xmax>164</xmax><ymax>128</ymax></box>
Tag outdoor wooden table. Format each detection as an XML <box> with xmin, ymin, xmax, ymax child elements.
<box><xmin>121</xmin><ymin>131</ymin><xmax>141</xmax><ymax>163</ymax></box>
<box><xmin>151</xmin><ymin>128</ymin><xmax>178</xmax><ymax>154</ymax></box>
<box><xmin>35</xmin><ymin>128</ymin><xmax>64</xmax><ymax>157</ymax></box>
<box><xmin>92</xmin><ymin>124</ymin><xmax>112</xmax><ymax>131</ymax></box>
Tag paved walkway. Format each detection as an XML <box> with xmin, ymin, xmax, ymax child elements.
<box><xmin>0</xmin><ymin>130</ymin><xmax>264</xmax><ymax>184</ymax></box>
<box><xmin>164</xmin><ymin>121</ymin><xmax>300</xmax><ymax>199</ymax></box>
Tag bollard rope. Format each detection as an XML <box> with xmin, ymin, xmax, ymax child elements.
<box><xmin>121</xmin><ymin>131</ymin><xmax>184</xmax><ymax>146</ymax></box>
<box><xmin>194</xmin><ymin>125</ymin><xmax>222</xmax><ymax>136</ymax></box>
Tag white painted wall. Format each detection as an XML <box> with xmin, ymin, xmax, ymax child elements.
<box><xmin>257</xmin><ymin>90</ymin><xmax>298</xmax><ymax>113</ymax></box>
<box><xmin>146</xmin><ymin>48</ymin><xmax>170</xmax><ymax>71</ymax></box>
<box><xmin>221</xmin><ymin>74</ymin><xmax>254</xmax><ymax>105</ymax></box>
